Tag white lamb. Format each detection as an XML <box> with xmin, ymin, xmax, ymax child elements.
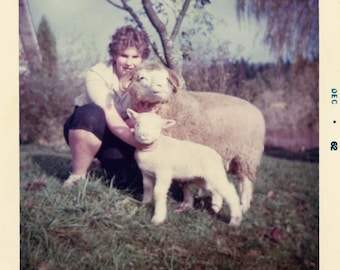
<box><xmin>127</xmin><ymin>108</ymin><xmax>243</xmax><ymax>226</ymax></box>
<box><xmin>121</xmin><ymin>63</ymin><xmax>265</xmax><ymax>213</ymax></box>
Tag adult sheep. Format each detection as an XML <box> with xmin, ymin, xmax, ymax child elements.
<box><xmin>121</xmin><ymin>62</ymin><xmax>265</xmax><ymax>213</ymax></box>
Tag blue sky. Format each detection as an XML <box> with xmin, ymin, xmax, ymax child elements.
<box><xmin>28</xmin><ymin>0</ymin><xmax>275</xmax><ymax>65</ymax></box>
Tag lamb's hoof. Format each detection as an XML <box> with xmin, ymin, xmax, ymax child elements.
<box><xmin>211</xmin><ymin>205</ymin><xmax>222</xmax><ymax>214</ymax></box>
<box><xmin>174</xmin><ymin>202</ymin><xmax>193</xmax><ymax>213</ymax></box>
<box><xmin>241</xmin><ymin>203</ymin><xmax>250</xmax><ymax>214</ymax></box>
<box><xmin>151</xmin><ymin>216</ymin><xmax>165</xmax><ymax>225</ymax></box>
<box><xmin>229</xmin><ymin>216</ymin><xmax>242</xmax><ymax>227</ymax></box>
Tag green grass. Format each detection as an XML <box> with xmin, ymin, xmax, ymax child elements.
<box><xmin>20</xmin><ymin>144</ymin><xmax>318</xmax><ymax>270</ymax></box>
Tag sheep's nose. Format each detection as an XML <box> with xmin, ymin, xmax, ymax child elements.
<box><xmin>152</xmin><ymin>82</ymin><xmax>164</xmax><ymax>90</ymax></box>
<box><xmin>140</xmin><ymin>132</ymin><xmax>149</xmax><ymax>139</ymax></box>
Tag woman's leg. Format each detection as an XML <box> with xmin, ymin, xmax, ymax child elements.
<box><xmin>98</xmin><ymin>137</ymin><xmax>144</xmax><ymax>195</ymax></box>
<box><xmin>68</xmin><ymin>129</ymin><xmax>101</xmax><ymax>178</ymax></box>
<box><xmin>63</xmin><ymin>104</ymin><xmax>106</xmax><ymax>186</ymax></box>
<box><xmin>63</xmin><ymin>104</ymin><xmax>142</xmax><ymax>193</ymax></box>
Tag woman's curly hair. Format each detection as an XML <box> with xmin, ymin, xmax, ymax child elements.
<box><xmin>108</xmin><ymin>25</ymin><xmax>151</xmax><ymax>62</ymax></box>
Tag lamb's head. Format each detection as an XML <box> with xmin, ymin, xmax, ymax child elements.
<box><xmin>127</xmin><ymin>108</ymin><xmax>176</xmax><ymax>144</ymax></box>
<box><xmin>121</xmin><ymin>63</ymin><xmax>181</xmax><ymax>110</ymax></box>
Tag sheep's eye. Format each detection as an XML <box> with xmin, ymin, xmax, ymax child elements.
<box><xmin>138</xmin><ymin>76</ymin><xmax>147</xmax><ymax>81</ymax></box>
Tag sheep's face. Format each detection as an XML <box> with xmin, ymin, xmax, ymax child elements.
<box><xmin>121</xmin><ymin>63</ymin><xmax>181</xmax><ymax>106</ymax></box>
<box><xmin>135</xmin><ymin>68</ymin><xmax>172</xmax><ymax>102</ymax></box>
<box><xmin>127</xmin><ymin>109</ymin><xmax>176</xmax><ymax>144</ymax></box>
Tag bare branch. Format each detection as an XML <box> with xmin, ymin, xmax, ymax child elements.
<box><xmin>161</xmin><ymin>0</ymin><xmax>178</xmax><ymax>18</ymax></box>
<box><xmin>170</xmin><ymin>0</ymin><xmax>191</xmax><ymax>41</ymax></box>
<box><xmin>120</xmin><ymin>0</ymin><xmax>145</xmax><ymax>28</ymax></box>
<box><xmin>123</xmin><ymin>0</ymin><xmax>166</xmax><ymax>64</ymax></box>
<box><xmin>142</xmin><ymin>0</ymin><xmax>174</xmax><ymax>67</ymax></box>
<box><xmin>142</xmin><ymin>0</ymin><xmax>168</xmax><ymax>37</ymax></box>
<box><xmin>106</xmin><ymin>0</ymin><xmax>124</xmax><ymax>10</ymax></box>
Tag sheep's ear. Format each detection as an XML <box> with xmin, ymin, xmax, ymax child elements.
<box><xmin>120</xmin><ymin>72</ymin><xmax>136</xmax><ymax>92</ymax></box>
<box><xmin>162</xmin><ymin>119</ymin><xmax>176</xmax><ymax>129</ymax></box>
<box><xmin>127</xmin><ymin>108</ymin><xmax>138</xmax><ymax>120</ymax></box>
<box><xmin>167</xmin><ymin>69</ymin><xmax>181</xmax><ymax>93</ymax></box>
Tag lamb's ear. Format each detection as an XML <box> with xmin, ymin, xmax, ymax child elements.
<box><xmin>167</xmin><ymin>68</ymin><xmax>181</xmax><ymax>93</ymax></box>
<box><xmin>120</xmin><ymin>72</ymin><xmax>136</xmax><ymax>92</ymax></box>
<box><xmin>162</xmin><ymin>119</ymin><xmax>176</xmax><ymax>129</ymax></box>
<box><xmin>127</xmin><ymin>108</ymin><xmax>138</xmax><ymax>120</ymax></box>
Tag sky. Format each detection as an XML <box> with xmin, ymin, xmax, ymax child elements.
<box><xmin>27</xmin><ymin>0</ymin><xmax>275</xmax><ymax>65</ymax></box>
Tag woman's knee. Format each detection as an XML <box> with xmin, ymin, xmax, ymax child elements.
<box><xmin>69</xmin><ymin>129</ymin><xmax>102</xmax><ymax>149</ymax></box>
<box><xmin>65</xmin><ymin>104</ymin><xmax>106</xmax><ymax>141</ymax></box>
<box><xmin>76</xmin><ymin>104</ymin><xmax>105</xmax><ymax>125</ymax></box>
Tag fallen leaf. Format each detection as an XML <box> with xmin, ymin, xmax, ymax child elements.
<box><xmin>267</xmin><ymin>226</ymin><xmax>282</xmax><ymax>243</ymax></box>
<box><xmin>256</xmin><ymin>229</ymin><xmax>266</xmax><ymax>237</ymax></box>
<box><xmin>23</xmin><ymin>178</ymin><xmax>47</xmax><ymax>191</ymax></box>
<box><xmin>20</xmin><ymin>161</ymin><xmax>32</xmax><ymax>170</ymax></box>
<box><xmin>192</xmin><ymin>264</ymin><xmax>206</xmax><ymax>270</ymax></box>
<box><xmin>267</xmin><ymin>190</ymin><xmax>275</xmax><ymax>198</ymax></box>
<box><xmin>247</xmin><ymin>249</ymin><xmax>262</xmax><ymax>256</ymax></box>
<box><xmin>23</xmin><ymin>200</ymin><xmax>35</xmax><ymax>208</ymax></box>
<box><xmin>38</xmin><ymin>261</ymin><xmax>48</xmax><ymax>270</ymax></box>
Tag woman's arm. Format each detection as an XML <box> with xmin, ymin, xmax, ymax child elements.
<box><xmin>85</xmin><ymin>65</ymin><xmax>144</xmax><ymax>148</ymax></box>
<box><xmin>102</xmin><ymin>104</ymin><xmax>142</xmax><ymax>148</ymax></box>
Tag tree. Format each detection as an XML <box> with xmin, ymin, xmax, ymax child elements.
<box><xmin>106</xmin><ymin>0</ymin><xmax>212</xmax><ymax>75</ymax></box>
<box><xmin>37</xmin><ymin>16</ymin><xmax>58</xmax><ymax>78</ymax></box>
<box><xmin>236</xmin><ymin>0</ymin><xmax>318</xmax><ymax>62</ymax></box>
<box><xmin>19</xmin><ymin>0</ymin><xmax>42</xmax><ymax>72</ymax></box>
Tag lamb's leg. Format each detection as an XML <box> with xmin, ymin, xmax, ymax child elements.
<box><xmin>211</xmin><ymin>177</ymin><xmax>242</xmax><ymax>227</ymax></box>
<box><xmin>151</xmin><ymin>176</ymin><xmax>172</xmax><ymax>225</ymax></box>
<box><xmin>206</xmin><ymin>171</ymin><xmax>242</xmax><ymax>226</ymax></box>
<box><xmin>211</xmin><ymin>193</ymin><xmax>223</xmax><ymax>213</ymax></box>
<box><xmin>223</xmin><ymin>183</ymin><xmax>242</xmax><ymax>226</ymax></box>
<box><xmin>239</xmin><ymin>176</ymin><xmax>253</xmax><ymax>213</ymax></box>
<box><xmin>142</xmin><ymin>174</ymin><xmax>154</xmax><ymax>204</ymax></box>
<box><xmin>175</xmin><ymin>183</ymin><xmax>194</xmax><ymax>212</ymax></box>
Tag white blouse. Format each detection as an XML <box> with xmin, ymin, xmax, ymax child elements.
<box><xmin>74</xmin><ymin>61</ymin><xmax>131</xmax><ymax>119</ymax></box>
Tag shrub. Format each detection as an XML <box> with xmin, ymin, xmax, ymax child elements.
<box><xmin>19</xmin><ymin>70</ymin><xmax>84</xmax><ymax>145</ymax></box>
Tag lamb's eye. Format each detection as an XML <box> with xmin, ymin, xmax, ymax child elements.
<box><xmin>138</xmin><ymin>76</ymin><xmax>147</xmax><ymax>82</ymax></box>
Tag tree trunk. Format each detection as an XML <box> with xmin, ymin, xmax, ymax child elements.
<box><xmin>142</xmin><ymin>0</ymin><xmax>190</xmax><ymax>79</ymax></box>
<box><xmin>19</xmin><ymin>0</ymin><xmax>42</xmax><ymax>72</ymax></box>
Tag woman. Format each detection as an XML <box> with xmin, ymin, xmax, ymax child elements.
<box><xmin>63</xmin><ymin>25</ymin><xmax>151</xmax><ymax>192</ymax></box>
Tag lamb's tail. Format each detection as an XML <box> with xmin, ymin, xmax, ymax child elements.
<box><xmin>227</xmin><ymin>153</ymin><xmax>261</xmax><ymax>181</ymax></box>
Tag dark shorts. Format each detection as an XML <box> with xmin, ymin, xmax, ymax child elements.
<box><xmin>63</xmin><ymin>103</ymin><xmax>135</xmax><ymax>162</ymax></box>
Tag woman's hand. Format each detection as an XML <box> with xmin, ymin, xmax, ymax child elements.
<box><xmin>103</xmin><ymin>105</ymin><xmax>142</xmax><ymax>148</ymax></box>
<box><xmin>125</xmin><ymin>118</ymin><xmax>135</xmax><ymax>128</ymax></box>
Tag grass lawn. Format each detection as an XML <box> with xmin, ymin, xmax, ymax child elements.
<box><xmin>20</xmin><ymin>144</ymin><xmax>318</xmax><ymax>270</ymax></box>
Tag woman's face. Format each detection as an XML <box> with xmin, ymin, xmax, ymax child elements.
<box><xmin>115</xmin><ymin>47</ymin><xmax>143</xmax><ymax>79</ymax></box>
